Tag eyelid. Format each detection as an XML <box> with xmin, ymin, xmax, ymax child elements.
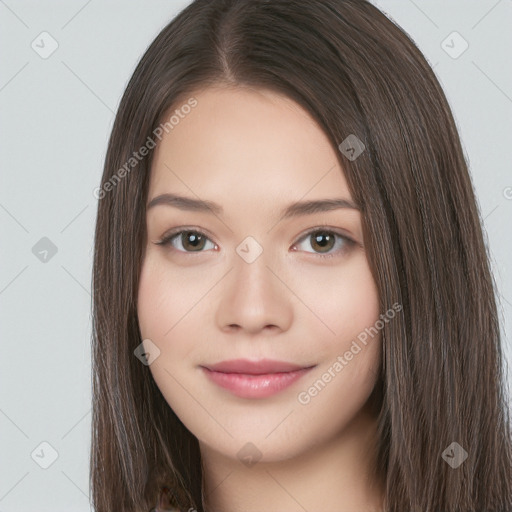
<box><xmin>294</xmin><ymin>225</ymin><xmax>355</xmax><ymax>245</ymax></box>
<box><xmin>154</xmin><ymin>226</ymin><xmax>218</xmax><ymax>252</ymax></box>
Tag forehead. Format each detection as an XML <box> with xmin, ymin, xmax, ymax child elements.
<box><xmin>149</xmin><ymin>86</ymin><xmax>353</xmax><ymax>208</ymax></box>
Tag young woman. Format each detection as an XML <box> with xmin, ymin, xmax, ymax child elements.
<box><xmin>90</xmin><ymin>1</ymin><xmax>512</xmax><ymax>511</ymax></box>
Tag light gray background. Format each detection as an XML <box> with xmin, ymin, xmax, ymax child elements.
<box><xmin>1</xmin><ymin>1</ymin><xmax>511</xmax><ymax>510</ymax></box>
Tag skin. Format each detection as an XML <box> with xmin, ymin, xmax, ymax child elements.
<box><xmin>137</xmin><ymin>86</ymin><xmax>385</xmax><ymax>512</ymax></box>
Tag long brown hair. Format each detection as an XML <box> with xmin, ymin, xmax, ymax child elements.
<box><xmin>90</xmin><ymin>1</ymin><xmax>512</xmax><ymax>510</ymax></box>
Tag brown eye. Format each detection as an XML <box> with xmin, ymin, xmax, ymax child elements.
<box><xmin>293</xmin><ymin>228</ymin><xmax>355</xmax><ymax>258</ymax></box>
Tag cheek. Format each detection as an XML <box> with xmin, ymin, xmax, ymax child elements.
<box><xmin>137</xmin><ymin>254</ymin><xmax>210</xmax><ymax>341</ymax></box>
<box><xmin>291</xmin><ymin>262</ymin><xmax>382</xmax><ymax>442</ymax></box>
<box><xmin>290</xmin><ymin>255</ymin><xmax>382</xmax><ymax>417</ymax></box>
<box><xmin>137</xmin><ymin>259</ymin><xmax>170</xmax><ymax>341</ymax></box>
<box><xmin>137</xmin><ymin>257</ymin><xmax>199</xmax><ymax>396</ymax></box>
<box><xmin>137</xmin><ymin>254</ymin><xmax>221</xmax><ymax>391</ymax></box>
<box><xmin>296</xmin><ymin>256</ymin><xmax>380</xmax><ymax>355</ymax></box>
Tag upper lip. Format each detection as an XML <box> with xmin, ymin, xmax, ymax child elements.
<box><xmin>202</xmin><ymin>358</ymin><xmax>313</xmax><ymax>375</ymax></box>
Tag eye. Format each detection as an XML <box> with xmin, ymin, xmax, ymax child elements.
<box><xmin>155</xmin><ymin>229</ymin><xmax>217</xmax><ymax>253</ymax></box>
<box><xmin>155</xmin><ymin>226</ymin><xmax>356</xmax><ymax>258</ymax></box>
<box><xmin>292</xmin><ymin>228</ymin><xmax>356</xmax><ymax>259</ymax></box>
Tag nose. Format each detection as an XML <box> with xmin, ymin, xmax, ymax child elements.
<box><xmin>214</xmin><ymin>248</ymin><xmax>293</xmax><ymax>336</ymax></box>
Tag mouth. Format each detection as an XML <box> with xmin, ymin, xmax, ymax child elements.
<box><xmin>200</xmin><ymin>359</ymin><xmax>316</xmax><ymax>399</ymax></box>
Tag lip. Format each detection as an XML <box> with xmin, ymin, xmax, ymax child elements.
<box><xmin>200</xmin><ymin>359</ymin><xmax>315</xmax><ymax>399</ymax></box>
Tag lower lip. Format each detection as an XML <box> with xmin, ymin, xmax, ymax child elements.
<box><xmin>201</xmin><ymin>367</ymin><xmax>313</xmax><ymax>399</ymax></box>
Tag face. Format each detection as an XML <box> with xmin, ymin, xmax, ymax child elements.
<box><xmin>137</xmin><ymin>86</ymin><xmax>381</xmax><ymax>463</ymax></box>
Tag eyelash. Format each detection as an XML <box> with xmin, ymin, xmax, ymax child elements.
<box><xmin>154</xmin><ymin>225</ymin><xmax>356</xmax><ymax>259</ymax></box>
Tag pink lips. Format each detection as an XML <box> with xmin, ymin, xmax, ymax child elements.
<box><xmin>201</xmin><ymin>358</ymin><xmax>315</xmax><ymax>399</ymax></box>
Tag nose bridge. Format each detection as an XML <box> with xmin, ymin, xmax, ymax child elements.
<box><xmin>215</xmin><ymin>234</ymin><xmax>293</xmax><ymax>333</ymax></box>
<box><xmin>235</xmin><ymin>240</ymin><xmax>274</xmax><ymax>294</ymax></box>
<box><xmin>232</xmin><ymin>236</ymin><xmax>280</xmax><ymax>309</ymax></box>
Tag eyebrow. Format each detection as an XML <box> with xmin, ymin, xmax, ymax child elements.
<box><xmin>146</xmin><ymin>193</ymin><xmax>359</xmax><ymax>218</ymax></box>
